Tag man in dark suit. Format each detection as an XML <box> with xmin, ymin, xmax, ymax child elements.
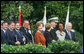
<box><xmin>64</xmin><ymin>22</ymin><xmax>77</xmax><ymax>42</ymax></box>
<box><xmin>49</xmin><ymin>18</ymin><xmax>58</xmax><ymax>41</ymax></box>
<box><xmin>1</xmin><ymin>21</ymin><xmax>8</xmax><ymax>44</ymax></box>
<box><xmin>6</xmin><ymin>21</ymin><xmax>20</xmax><ymax>45</ymax></box>
<box><xmin>14</xmin><ymin>22</ymin><xmax>26</xmax><ymax>45</ymax></box>
<box><xmin>20</xmin><ymin>20</ymin><xmax>32</xmax><ymax>44</ymax></box>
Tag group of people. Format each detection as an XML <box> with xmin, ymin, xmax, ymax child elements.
<box><xmin>1</xmin><ymin>19</ymin><xmax>77</xmax><ymax>47</ymax></box>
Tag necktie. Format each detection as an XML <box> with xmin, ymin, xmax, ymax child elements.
<box><xmin>25</xmin><ymin>29</ymin><xmax>28</xmax><ymax>33</ymax></box>
<box><xmin>18</xmin><ymin>30</ymin><xmax>21</xmax><ymax>36</ymax></box>
<box><xmin>68</xmin><ymin>32</ymin><xmax>72</xmax><ymax>40</ymax></box>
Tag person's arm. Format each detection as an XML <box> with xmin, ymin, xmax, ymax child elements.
<box><xmin>56</xmin><ymin>31</ymin><xmax>59</xmax><ymax>40</ymax></box>
<box><xmin>34</xmin><ymin>33</ymin><xmax>41</xmax><ymax>44</ymax></box>
<box><xmin>10</xmin><ymin>35</ymin><xmax>16</xmax><ymax>45</ymax></box>
<box><xmin>63</xmin><ymin>32</ymin><xmax>66</xmax><ymax>40</ymax></box>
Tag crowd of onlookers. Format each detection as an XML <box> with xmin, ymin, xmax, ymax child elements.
<box><xmin>1</xmin><ymin>19</ymin><xmax>78</xmax><ymax>47</ymax></box>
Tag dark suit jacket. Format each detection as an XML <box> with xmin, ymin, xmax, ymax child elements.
<box><xmin>20</xmin><ymin>26</ymin><xmax>32</xmax><ymax>43</ymax></box>
<box><xmin>44</xmin><ymin>30</ymin><xmax>53</xmax><ymax>46</ymax></box>
<box><xmin>13</xmin><ymin>30</ymin><xmax>25</xmax><ymax>45</ymax></box>
<box><xmin>64</xmin><ymin>29</ymin><xmax>77</xmax><ymax>42</ymax></box>
<box><xmin>6</xmin><ymin>28</ymin><xmax>16</xmax><ymax>45</ymax></box>
<box><xmin>50</xmin><ymin>29</ymin><xmax>58</xmax><ymax>41</ymax></box>
<box><xmin>1</xmin><ymin>29</ymin><xmax>7</xmax><ymax>44</ymax></box>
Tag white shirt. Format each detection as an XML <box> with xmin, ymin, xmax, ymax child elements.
<box><xmin>2</xmin><ymin>28</ymin><xmax>6</xmax><ymax>33</ymax></box>
<box><xmin>56</xmin><ymin>30</ymin><xmax>66</xmax><ymax>41</ymax></box>
<box><xmin>28</xmin><ymin>30</ymin><xmax>32</xmax><ymax>34</ymax></box>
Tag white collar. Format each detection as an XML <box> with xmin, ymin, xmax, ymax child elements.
<box><xmin>2</xmin><ymin>28</ymin><xmax>6</xmax><ymax>33</ymax></box>
<box><xmin>66</xmin><ymin>29</ymin><xmax>70</xmax><ymax>33</ymax></box>
<box><xmin>58</xmin><ymin>30</ymin><xmax>64</xmax><ymax>33</ymax></box>
<box><xmin>15</xmin><ymin>29</ymin><xmax>19</xmax><ymax>32</ymax></box>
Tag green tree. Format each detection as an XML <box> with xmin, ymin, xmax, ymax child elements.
<box><xmin>1</xmin><ymin>1</ymin><xmax>34</xmax><ymax>23</ymax></box>
<box><xmin>44</xmin><ymin>1</ymin><xmax>83</xmax><ymax>34</ymax></box>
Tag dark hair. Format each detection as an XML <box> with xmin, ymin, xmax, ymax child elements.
<box><xmin>2</xmin><ymin>21</ymin><xmax>8</xmax><ymax>26</ymax></box>
<box><xmin>9</xmin><ymin>21</ymin><xmax>15</xmax><ymax>25</ymax></box>
<box><xmin>58</xmin><ymin>22</ymin><xmax>64</xmax><ymax>30</ymax></box>
<box><xmin>15</xmin><ymin>21</ymin><xmax>20</xmax><ymax>24</ymax></box>
<box><xmin>58</xmin><ymin>22</ymin><xmax>64</xmax><ymax>26</ymax></box>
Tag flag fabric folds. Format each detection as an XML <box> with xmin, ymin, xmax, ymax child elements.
<box><xmin>18</xmin><ymin>6</ymin><xmax>21</xmax><ymax>26</ymax></box>
<box><xmin>65</xmin><ymin>6</ymin><xmax>70</xmax><ymax>29</ymax></box>
<box><xmin>43</xmin><ymin>6</ymin><xmax>47</xmax><ymax>31</ymax></box>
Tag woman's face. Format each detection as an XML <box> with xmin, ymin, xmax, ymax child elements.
<box><xmin>37</xmin><ymin>24</ymin><xmax>43</xmax><ymax>31</ymax></box>
<box><xmin>59</xmin><ymin>23</ymin><xmax>63</xmax><ymax>31</ymax></box>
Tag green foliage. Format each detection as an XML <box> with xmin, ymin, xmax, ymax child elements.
<box><xmin>45</xmin><ymin>1</ymin><xmax>83</xmax><ymax>34</ymax></box>
<box><xmin>1</xmin><ymin>44</ymin><xmax>51</xmax><ymax>53</ymax></box>
<box><xmin>75</xmin><ymin>31</ymin><xmax>83</xmax><ymax>48</ymax></box>
<box><xmin>1</xmin><ymin>1</ymin><xmax>83</xmax><ymax>34</ymax></box>
<box><xmin>1</xmin><ymin>1</ymin><xmax>34</xmax><ymax>22</ymax></box>
<box><xmin>48</xmin><ymin>40</ymin><xmax>81</xmax><ymax>53</ymax></box>
<box><xmin>1</xmin><ymin>40</ymin><xmax>82</xmax><ymax>53</ymax></box>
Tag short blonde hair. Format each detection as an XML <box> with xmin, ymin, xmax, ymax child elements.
<box><xmin>36</xmin><ymin>21</ymin><xmax>44</xmax><ymax>29</ymax></box>
<box><xmin>45</xmin><ymin>23</ymin><xmax>51</xmax><ymax>30</ymax></box>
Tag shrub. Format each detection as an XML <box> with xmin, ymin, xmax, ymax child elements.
<box><xmin>1</xmin><ymin>40</ymin><xmax>82</xmax><ymax>53</ymax></box>
<box><xmin>47</xmin><ymin>40</ymin><xmax>81</xmax><ymax>53</ymax></box>
<box><xmin>75</xmin><ymin>31</ymin><xmax>83</xmax><ymax>48</ymax></box>
<box><xmin>1</xmin><ymin>44</ymin><xmax>51</xmax><ymax>53</ymax></box>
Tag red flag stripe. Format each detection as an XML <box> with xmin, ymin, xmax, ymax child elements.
<box><xmin>18</xmin><ymin>9</ymin><xmax>21</xmax><ymax>26</ymax></box>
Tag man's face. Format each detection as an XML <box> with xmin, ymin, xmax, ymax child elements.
<box><xmin>66</xmin><ymin>24</ymin><xmax>72</xmax><ymax>32</ymax></box>
<box><xmin>27</xmin><ymin>24</ymin><xmax>30</xmax><ymax>30</ymax></box>
<box><xmin>51</xmin><ymin>22</ymin><xmax>57</xmax><ymax>28</ymax></box>
<box><xmin>23</xmin><ymin>21</ymin><xmax>30</xmax><ymax>28</ymax></box>
<box><xmin>2</xmin><ymin>23</ymin><xmax>8</xmax><ymax>30</ymax></box>
<box><xmin>9</xmin><ymin>23</ymin><xmax>15</xmax><ymax>30</ymax></box>
<box><xmin>15</xmin><ymin>23</ymin><xmax>21</xmax><ymax>30</ymax></box>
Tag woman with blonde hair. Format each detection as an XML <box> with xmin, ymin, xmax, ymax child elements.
<box><xmin>34</xmin><ymin>21</ymin><xmax>46</xmax><ymax>47</ymax></box>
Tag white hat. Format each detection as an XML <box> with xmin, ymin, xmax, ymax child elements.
<box><xmin>49</xmin><ymin>17</ymin><xmax>58</xmax><ymax>22</ymax></box>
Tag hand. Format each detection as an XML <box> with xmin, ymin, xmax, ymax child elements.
<box><xmin>44</xmin><ymin>46</ymin><xmax>46</xmax><ymax>48</ymax></box>
<box><xmin>43</xmin><ymin>45</ymin><xmax>46</xmax><ymax>48</ymax></box>
<box><xmin>15</xmin><ymin>41</ymin><xmax>21</xmax><ymax>45</ymax></box>
<box><xmin>23</xmin><ymin>37</ymin><xmax>26</xmax><ymax>42</ymax></box>
<box><xmin>30</xmin><ymin>42</ymin><xmax>32</xmax><ymax>45</ymax></box>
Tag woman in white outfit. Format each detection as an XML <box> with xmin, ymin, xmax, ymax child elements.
<box><xmin>56</xmin><ymin>22</ymin><xmax>66</xmax><ymax>41</ymax></box>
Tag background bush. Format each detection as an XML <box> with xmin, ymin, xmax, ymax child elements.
<box><xmin>1</xmin><ymin>44</ymin><xmax>51</xmax><ymax>53</ymax></box>
<box><xmin>47</xmin><ymin>40</ymin><xmax>81</xmax><ymax>53</ymax></box>
<box><xmin>1</xmin><ymin>40</ymin><xmax>82</xmax><ymax>53</ymax></box>
<box><xmin>74</xmin><ymin>31</ymin><xmax>83</xmax><ymax>48</ymax></box>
